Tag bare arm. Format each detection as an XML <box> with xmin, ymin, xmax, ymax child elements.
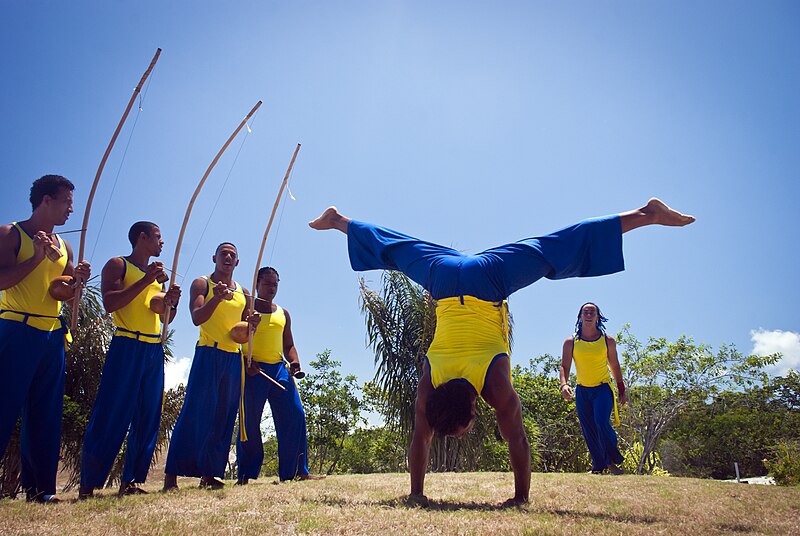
<box><xmin>606</xmin><ymin>336</ymin><xmax>627</xmax><ymax>406</ymax></box>
<box><xmin>482</xmin><ymin>355</ymin><xmax>530</xmax><ymax>504</ymax></box>
<box><xmin>0</xmin><ymin>224</ymin><xmax>44</xmax><ymax>290</ymax></box>
<box><xmin>282</xmin><ymin>308</ymin><xmax>301</xmax><ymax>374</ymax></box>
<box><xmin>559</xmin><ymin>338</ymin><xmax>575</xmax><ymax>401</ymax></box>
<box><xmin>189</xmin><ymin>277</ymin><xmax>219</xmax><ymax>326</ymax></box>
<box><xmin>409</xmin><ymin>360</ymin><xmax>435</xmax><ymax>500</ymax></box>
<box><xmin>102</xmin><ymin>258</ymin><xmax>166</xmax><ymax>313</ymax></box>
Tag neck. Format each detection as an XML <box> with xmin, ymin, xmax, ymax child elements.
<box><xmin>255</xmin><ymin>298</ymin><xmax>274</xmax><ymax>313</ymax></box>
<box><xmin>581</xmin><ymin>326</ymin><xmax>601</xmax><ymax>340</ymax></box>
<box><xmin>127</xmin><ymin>248</ymin><xmax>151</xmax><ymax>268</ymax></box>
<box><xmin>211</xmin><ymin>270</ymin><xmax>234</xmax><ymax>286</ymax></box>
<box><xmin>20</xmin><ymin>215</ymin><xmax>56</xmax><ymax>234</ymax></box>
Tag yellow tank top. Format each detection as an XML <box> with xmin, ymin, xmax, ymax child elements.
<box><xmin>0</xmin><ymin>222</ymin><xmax>68</xmax><ymax>331</ymax></box>
<box><xmin>573</xmin><ymin>335</ymin><xmax>612</xmax><ymax>387</ymax></box>
<box><xmin>242</xmin><ymin>305</ymin><xmax>285</xmax><ymax>364</ymax></box>
<box><xmin>112</xmin><ymin>258</ymin><xmax>163</xmax><ymax>342</ymax></box>
<box><xmin>427</xmin><ymin>296</ymin><xmax>511</xmax><ymax>394</ymax></box>
<box><xmin>197</xmin><ymin>276</ymin><xmax>246</xmax><ymax>353</ymax></box>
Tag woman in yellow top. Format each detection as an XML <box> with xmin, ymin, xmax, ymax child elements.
<box><xmin>0</xmin><ymin>174</ymin><xmax>90</xmax><ymax>503</ymax></box>
<box><xmin>310</xmin><ymin>198</ymin><xmax>694</xmax><ymax>506</ymax></box>
<box><xmin>560</xmin><ymin>302</ymin><xmax>627</xmax><ymax>475</ymax></box>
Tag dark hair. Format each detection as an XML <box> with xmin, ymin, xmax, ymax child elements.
<box><xmin>215</xmin><ymin>242</ymin><xmax>237</xmax><ymax>254</ymax></box>
<box><xmin>257</xmin><ymin>266</ymin><xmax>280</xmax><ymax>283</ymax></box>
<box><xmin>425</xmin><ymin>380</ymin><xmax>476</xmax><ymax>436</ymax></box>
<box><xmin>30</xmin><ymin>175</ymin><xmax>74</xmax><ymax>210</ymax></box>
<box><xmin>128</xmin><ymin>221</ymin><xmax>158</xmax><ymax>247</ymax></box>
<box><xmin>574</xmin><ymin>302</ymin><xmax>609</xmax><ymax>340</ymax></box>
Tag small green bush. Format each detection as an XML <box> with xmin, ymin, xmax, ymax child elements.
<box><xmin>764</xmin><ymin>440</ymin><xmax>800</xmax><ymax>486</ymax></box>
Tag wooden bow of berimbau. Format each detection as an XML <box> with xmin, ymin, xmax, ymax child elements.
<box><xmin>67</xmin><ymin>48</ymin><xmax>162</xmax><ymax>331</ymax></box>
<box><xmin>158</xmin><ymin>101</ymin><xmax>263</xmax><ymax>344</ymax></box>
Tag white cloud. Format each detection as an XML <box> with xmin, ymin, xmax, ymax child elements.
<box><xmin>165</xmin><ymin>355</ymin><xmax>192</xmax><ymax>390</ymax></box>
<box><xmin>750</xmin><ymin>329</ymin><xmax>800</xmax><ymax>376</ymax></box>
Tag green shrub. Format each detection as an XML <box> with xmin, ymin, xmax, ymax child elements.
<box><xmin>764</xmin><ymin>440</ymin><xmax>800</xmax><ymax>486</ymax></box>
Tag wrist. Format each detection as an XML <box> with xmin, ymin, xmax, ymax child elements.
<box><xmin>560</xmin><ymin>383</ymin><xmax>568</xmax><ymax>390</ymax></box>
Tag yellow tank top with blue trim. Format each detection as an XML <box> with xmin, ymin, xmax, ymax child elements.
<box><xmin>197</xmin><ymin>276</ymin><xmax>246</xmax><ymax>353</ymax></box>
<box><xmin>0</xmin><ymin>222</ymin><xmax>67</xmax><ymax>331</ymax></box>
<box><xmin>427</xmin><ymin>296</ymin><xmax>511</xmax><ymax>394</ymax></box>
<box><xmin>573</xmin><ymin>335</ymin><xmax>612</xmax><ymax>387</ymax></box>
<box><xmin>112</xmin><ymin>258</ymin><xmax>163</xmax><ymax>342</ymax></box>
<box><xmin>242</xmin><ymin>305</ymin><xmax>285</xmax><ymax>364</ymax></box>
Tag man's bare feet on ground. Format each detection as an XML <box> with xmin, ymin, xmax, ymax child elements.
<box><xmin>162</xmin><ymin>474</ymin><xmax>178</xmax><ymax>492</ymax></box>
<box><xmin>406</xmin><ymin>493</ymin><xmax>429</xmax><ymax>508</ymax></box>
<box><xmin>298</xmin><ymin>473</ymin><xmax>326</xmax><ymax>481</ymax></box>
<box><xmin>500</xmin><ymin>497</ymin><xmax>528</xmax><ymax>508</ymax></box>
<box><xmin>642</xmin><ymin>198</ymin><xmax>695</xmax><ymax>227</ymax></box>
<box><xmin>308</xmin><ymin>206</ymin><xmax>350</xmax><ymax>233</ymax></box>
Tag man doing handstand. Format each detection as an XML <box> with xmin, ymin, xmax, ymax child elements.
<box><xmin>309</xmin><ymin>198</ymin><xmax>694</xmax><ymax>506</ymax></box>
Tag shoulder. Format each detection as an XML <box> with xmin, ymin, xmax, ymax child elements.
<box><xmin>605</xmin><ymin>335</ymin><xmax>617</xmax><ymax>347</ymax></box>
<box><xmin>190</xmin><ymin>276</ymin><xmax>209</xmax><ymax>294</ymax></box>
<box><xmin>563</xmin><ymin>337</ymin><xmax>575</xmax><ymax>348</ymax></box>
<box><xmin>0</xmin><ymin>223</ymin><xmax>20</xmax><ymax>245</ymax></box>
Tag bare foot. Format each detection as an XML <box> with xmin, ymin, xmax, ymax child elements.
<box><xmin>308</xmin><ymin>206</ymin><xmax>350</xmax><ymax>233</ymax></box>
<box><xmin>162</xmin><ymin>473</ymin><xmax>179</xmax><ymax>493</ymax></box>
<box><xmin>406</xmin><ymin>493</ymin><xmax>429</xmax><ymax>508</ymax></box>
<box><xmin>642</xmin><ymin>198</ymin><xmax>695</xmax><ymax>227</ymax></box>
<box><xmin>500</xmin><ymin>497</ymin><xmax>528</xmax><ymax>508</ymax></box>
<box><xmin>298</xmin><ymin>473</ymin><xmax>326</xmax><ymax>481</ymax></box>
<box><xmin>607</xmin><ymin>463</ymin><xmax>624</xmax><ymax>475</ymax></box>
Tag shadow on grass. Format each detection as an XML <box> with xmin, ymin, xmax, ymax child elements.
<box><xmin>546</xmin><ymin>508</ymin><xmax>662</xmax><ymax>525</ymax></box>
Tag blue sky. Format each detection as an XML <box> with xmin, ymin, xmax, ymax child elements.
<box><xmin>2</xmin><ymin>1</ymin><xmax>798</xmax><ymax>394</ymax></box>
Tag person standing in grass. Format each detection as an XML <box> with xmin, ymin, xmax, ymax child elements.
<box><xmin>235</xmin><ymin>267</ymin><xmax>323</xmax><ymax>484</ymax></box>
<box><xmin>0</xmin><ymin>174</ymin><xmax>91</xmax><ymax>503</ymax></box>
<box><xmin>309</xmin><ymin>198</ymin><xmax>694</xmax><ymax>506</ymax></box>
<box><xmin>559</xmin><ymin>302</ymin><xmax>626</xmax><ymax>475</ymax></box>
<box><xmin>79</xmin><ymin>221</ymin><xmax>181</xmax><ymax>499</ymax></box>
<box><xmin>162</xmin><ymin>242</ymin><xmax>259</xmax><ymax>491</ymax></box>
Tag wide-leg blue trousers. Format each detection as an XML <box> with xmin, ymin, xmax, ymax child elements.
<box><xmin>347</xmin><ymin>215</ymin><xmax>624</xmax><ymax>301</ymax></box>
<box><xmin>165</xmin><ymin>345</ymin><xmax>241</xmax><ymax>478</ymax></box>
<box><xmin>80</xmin><ymin>335</ymin><xmax>164</xmax><ymax>487</ymax></box>
<box><xmin>236</xmin><ymin>361</ymin><xmax>310</xmax><ymax>481</ymax></box>
<box><xmin>575</xmin><ymin>383</ymin><xmax>624</xmax><ymax>472</ymax></box>
<box><xmin>0</xmin><ymin>319</ymin><xmax>65</xmax><ymax>497</ymax></box>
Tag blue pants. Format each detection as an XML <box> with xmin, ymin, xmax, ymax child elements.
<box><xmin>80</xmin><ymin>335</ymin><xmax>164</xmax><ymax>488</ymax></box>
<box><xmin>347</xmin><ymin>215</ymin><xmax>624</xmax><ymax>301</ymax></box>
<box><xmin>236</xmin><ymin>362</ymin><xmax>310</xmax><ymax>481</ymax></box>
<box><xmin>0</xmin><ymin>319</ymin><xmax>65</xmax><ymax>497</ymax></box>
<box><xmin>575</xmin><ymin>383</ymin><xmax>624</xmax><ymax>472</ymax></box>
<box><xmin>165</xmin><ymin>345</ymin><xmax>242</xmax><ymax>478</ymax></box>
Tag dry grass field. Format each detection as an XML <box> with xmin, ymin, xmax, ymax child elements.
<box><xmin>1</xmin><ymin>472</ymin><xmax>798</xmax><ymax>535</ymax></box>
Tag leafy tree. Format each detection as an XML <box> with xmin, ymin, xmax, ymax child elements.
<box><xmin>359</xmin><ymin>273</ymin><xmax>435</xmax><ymax>438</ymax></box>
<box><xmin>616</xmin><ymin>325</ymin><xmax>780</xmax><ymax>475</ymax></box>
<box><xmin>299</xmin><ymin>350</ymin><xmax>364</xmax><ymax>474</ymax></box>
<box><xmin>514</xmin><ymin>355</ymin><xmax>587</xmax><ymax>473</ymax></box>
<box><xmin>663</xmin><ymin>378</ymin><xmax>800</xmax><ymax>479</ymax></box>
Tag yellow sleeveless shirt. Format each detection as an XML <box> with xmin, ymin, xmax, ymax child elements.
<box><xmin>573</xmin><ymin>335</ymin><xmax>612</xmax><ymax>387</ymax></box>
<box><xmin>427</xmin><ymin>296</ymin><xmax>511</xmax><ymax>394</ymax></box>
<box><xmin>242</xmin><ymin>305</ymin><xmax>285</xmax><ymax>364</ymax></box>
<box><xmin>0</xmin><ymin>222</ymin><xmax>68</xmax><ymax>331</ymax></box>
<box><xmin>112</xmin><ymin>258</ymin><xmax>163</xmax><ymax>342</ymax></box>
<box><xmin>197</xmin><ymin>276</ymin><xmax>246</xmax><ymax>353</ymax></box>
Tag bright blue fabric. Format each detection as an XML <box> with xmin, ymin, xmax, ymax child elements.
<box><xmin>575</xmin><ymin>383</ymin><xmax>624</xmax><ymax>472</ymax></box>
<box><xmin>80</xmin><ymin>335</ymin><xmax>164</xmax><ymax>487</ymax></box>
<box><xmin>347</xmin><ymin>215</ymin><xmax>624</xmax><ymax>301</ymax></box>
<box><xmin>165</xmin><ymin>345</ymin><xmax>242</xmax><ymax>477</ymax></box>
<box><xmin>236</xmin><ymin>362</ymin><xmax>310</xmax><ymax>481</ymax></box>
<box><xmin>0</xmin><ymin>319</ymin><xmax>65</xmax><ymax>497</ymax></box>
